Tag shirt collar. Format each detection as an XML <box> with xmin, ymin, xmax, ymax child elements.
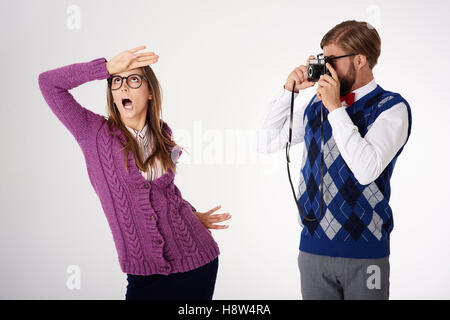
<box><xmin>125</xmin><ymin>122</ymin><xmax>149</xmax><ymax>140</ymax></box>
<box><xmin>350</xmin><ymin>77</ymin><xmax>377</xmax><ymax>104</ymax></box>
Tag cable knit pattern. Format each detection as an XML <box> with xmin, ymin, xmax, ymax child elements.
<box><xmin>38</xmin><ymin>57</ymin><xmax>220</xmax><ymax>275</ymax></box>
<box><xmin>166</xmin><ymin>184</ymin><xmax>200</xmax><ymax>255</ymax></box>
<box><xmin>98</xmin><ymin>125</ymin><xmax>150</xmax><ymax>274</ymax></box>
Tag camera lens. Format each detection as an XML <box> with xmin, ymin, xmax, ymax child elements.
<box><xmin>307</xmin><ymin>65</ymin><xmax>321</xmax><ymax>82</ymax></box>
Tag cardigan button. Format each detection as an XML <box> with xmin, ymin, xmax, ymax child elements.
<box><xmin>157</xmin><ymin>240</ymin><xmax>162</xmax><ymax>244</ymax></box>
<box><xmin>144</xmin><ymin>183</ymin><xmax>149</xmax><ymax>189</ymax></box>
<box><xmin>150</xmin><ymin>216</ymin><xmax>156</xmax><ymax>220</ymax></box>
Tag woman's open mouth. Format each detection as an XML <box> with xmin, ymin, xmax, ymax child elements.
<box><xmin>122</xmin><ymin>98</ymin><xmax>133</xmax><ymax>110</ymax></box>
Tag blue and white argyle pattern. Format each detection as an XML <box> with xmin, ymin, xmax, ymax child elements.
<box><xmin>297</xmin><ymin>85</ymin><xmax>412</xmax><ymax>259</ymax></box>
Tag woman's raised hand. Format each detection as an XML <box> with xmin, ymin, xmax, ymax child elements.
<box><xmin>106</xmin><ymin>45</ymin><xmax>159</xmax><ymax>75</ymax></box>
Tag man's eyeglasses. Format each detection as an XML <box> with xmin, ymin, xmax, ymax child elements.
<box><xmin>322</xmin><ymin>53</ymin><xmax>358</xmax><ymax>66</ymax></box>
<box><xmin>107</xmin><ymin>74</ymin><xmax>148</xmax><ymax>90</ymax></box>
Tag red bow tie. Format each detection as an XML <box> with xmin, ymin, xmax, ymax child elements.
<box><xmin>340</xmin><ymin>92</ymin><xmax>355</xmax><ymax>106</ymax></box>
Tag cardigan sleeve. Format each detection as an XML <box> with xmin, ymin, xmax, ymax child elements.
<box><xmin>38</xmin><ymin>57</ymin><xmax>111</xmax><ymax>149</ymax></box>
<box><xmin>184</xmin><ymin>200</ymin><xmax>197</xmax><ymax>213</ymax></box>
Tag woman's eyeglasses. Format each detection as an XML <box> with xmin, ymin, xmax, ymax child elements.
<box><xmin>107</xmin><ymin>74</ymin><xmax>148</xmax><ymax>90</ymax></box>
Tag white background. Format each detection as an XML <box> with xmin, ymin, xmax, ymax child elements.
<box><xmin>0</xmin><ymin>0</ymin><xmax>449</xmax><ymax>299</ymax></box>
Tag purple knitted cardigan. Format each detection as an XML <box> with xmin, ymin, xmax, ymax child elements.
<box><xmin>38</xmin><ymin>57</ymin><xmax>220</xmax><ymax>275</ymax></box>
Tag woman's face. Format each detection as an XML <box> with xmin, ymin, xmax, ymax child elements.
<box><xmin>110</xmin><ymin>68</ymin><xmax>152</xmax><ymax>127</ymax></box>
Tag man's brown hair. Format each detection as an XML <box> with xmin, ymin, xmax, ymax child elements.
<box><xmin>320</xmin><ymin>20</ymin><xmax>381</xmax><ymax>69</ymax></box>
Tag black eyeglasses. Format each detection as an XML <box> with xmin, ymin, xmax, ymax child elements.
<box><xmin>323</xmin><ymin>53</ymin><xmax>358</xmax><ymax>66</ymax></box>
<box><xmin>107</xmin><ymin>74</ymin><xmax>148</xmax><ymax>90</ymax></box>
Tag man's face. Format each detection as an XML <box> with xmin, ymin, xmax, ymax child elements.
<box><xmin>323</xmin><ymin>44</ymin><xmax>357</xmax><ymax>96</ymax></box>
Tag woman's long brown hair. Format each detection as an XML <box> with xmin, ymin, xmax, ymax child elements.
<box><xmin>105</xmin><ymin>65</ymin><xmax>178</xmax><ymax>175</ymax></box>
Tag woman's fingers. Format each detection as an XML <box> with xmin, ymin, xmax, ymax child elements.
<box><xmin>137</xmin><ymin>55</ymin><xmax>158</xmax><ymax>62</ymax></box>
<box><xmin>194</xmin><ymin>205</ymin><xmax>231</xmax><ymax>231</ymax></box>
<box><xmin>107</xmin><ymin>46</ymin><xmax>156</xmax><ymax>74</ymax></box>
<box><xmin>209</xmin><ymin>213</ymin><xmax>231</xmax><ymax>222</ymax></box>
<box><xmin>200</xmin><ymin>211</ymin><xmax>231</xmax><ymax>228</ymax></box>
<box><xmin>130</xmin><ymin>61</ymin><xmax>158</xmax><ymax>69</ymax></box>
<box><xmin>135</xmin><ymin>51</ymin><xmax>157</xmax><ymax>58</ymax></box>
<box><xmin>205</xmin><ymin>205</ymin><xmax>222</xmax><ymax>215</ymax></box>
<box><xmin>129</xmin><ymin>45</ymin><xmax>146</xmax><ymax>53</ymax></box>
<box><xmin>136</xmin><ymin>56</ymin><xmax>158</xmax><ymax>63</ymax></box>
<box><xmin>208</xmin><ymin>224</ymin><xmax>229</xmax><ymax>230</ymax></box>
<box><xmin>135</xmin><ymin>53</ymin><xmax>158</xmax><ymax>63</ymax></box>
<box><xmin>135</xmin><ymin>58</ymin><xmax>159</xmax><ymax>66</ymax></box>
<box><xmin>129</xmin><ymin>57</ymin><xmax>159</xmax><ymax>69</ymax></box>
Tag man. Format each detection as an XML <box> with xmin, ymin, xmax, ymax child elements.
<box><xmin>257</xmin><ymin>20</ymin><xmax>412</xmax><ymax>300</ymax></box>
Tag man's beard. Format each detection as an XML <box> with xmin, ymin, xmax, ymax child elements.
<box><xmin>339</xmin><ymin>63</ymin><xmax>356</xmax><ymax>96</ymax></box>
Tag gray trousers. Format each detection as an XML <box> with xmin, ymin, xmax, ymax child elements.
<box><xmin>297</xmin><ymin>250</ymin><xmax>390</xmax><ymax>300</ymax></box>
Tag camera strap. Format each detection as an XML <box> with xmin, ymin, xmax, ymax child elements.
<box><xmin>285</xmin><ymin>81</ymin><xmax>324</xmax><ymax>223</ymax></box>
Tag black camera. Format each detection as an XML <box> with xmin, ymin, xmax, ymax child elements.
<box><xmin>307</xmin><ymin>53</ymin><xmax>333</xmax><ymax>82</ymax></box>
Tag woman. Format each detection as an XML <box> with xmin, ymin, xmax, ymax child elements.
<box><xmin>38</xmin><ymin>45</ymin><xmax>231</xmax><ymax>300</ymax></box>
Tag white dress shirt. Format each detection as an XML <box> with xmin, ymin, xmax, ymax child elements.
<box><xmin>257</xmin><ymin>78</ymin><xmax>409</xmax><ymax>185</ymax></box>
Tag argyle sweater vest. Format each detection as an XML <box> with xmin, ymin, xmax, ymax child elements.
<box><xmin>297</xmin><ymin>85</ymin><xmax>412</xmax><ymax>259</ymax></box>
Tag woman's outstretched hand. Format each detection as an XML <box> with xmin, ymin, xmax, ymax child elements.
<box><xmin>106</xmin><ymin>45</ymin><xmax>159</xmax><ymax>75</ymax></box>
<box><xmin>193</xmin><ymin>205</ymin><xmax>231</xmax><ymax>233</ymax></box>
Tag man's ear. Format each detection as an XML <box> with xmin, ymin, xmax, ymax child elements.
<box><xmin>355</xmin><ymin>54</ymin><xmax>367</xmax><ymax>70</ymax></box>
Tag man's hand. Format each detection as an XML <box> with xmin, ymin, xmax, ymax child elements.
<box><xmin>316</xmin><ymin>62</ymin><xmax>342</xmax><ymax>112</ymax></box>
<box><xmin>193</xmin><ymin>205</ymin><xmax>231</xmax><ymax>234</ymax></box>
<box><xmin>284</xmin><ymin>55</ymin><xmax>316</xmax><ymax>93</ymax></box>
